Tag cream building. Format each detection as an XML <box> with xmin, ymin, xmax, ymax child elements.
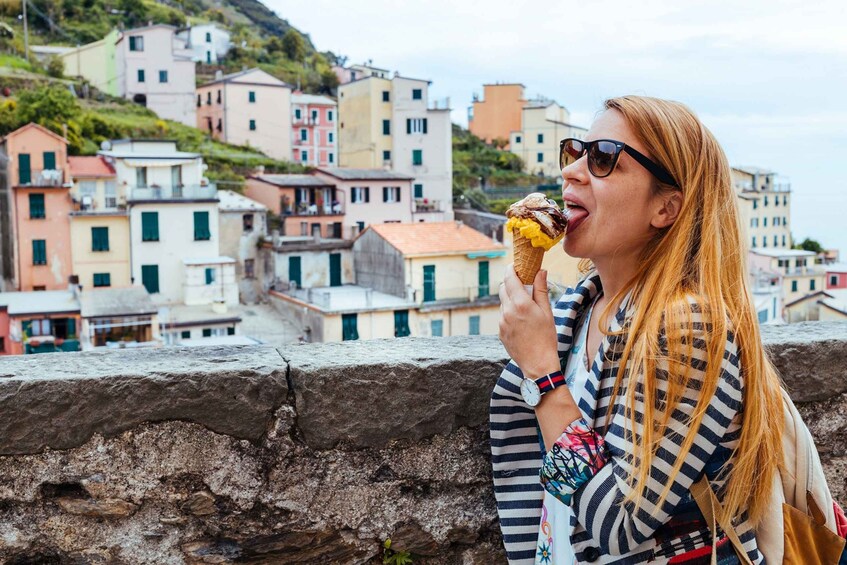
<box><xmin>196</xmin><ymin>68</ymin><xmax>293</xmax><ymax>161</ymax></box>
<box><xmin>59</xmin><ymin>30</ymin><xmax>120</xmax><ymax>96</ymax></box>
<box><xmin>748</xmin><ymin>249</ymin><xmax>825</xmax><ymax>310</ymax></box>
<box><xmin>338</xmin><ymin>74</ymin><xmax>453</xmax><ymax>222</ymax></box>
<box><xmin>509</xmin><ymin>99</ymin><xmax>588</xmax><ymax>177</ymax></box>
<box><xmin>217</xmin><ymin>190</ymin><xmax>268</xmax><ymax>303</ymax></box>
<box><xmin>732</xmin><ymin>167</ymin><xmax>792</xmax><ymax>250</ymax></box>
<box><xmin>68</xmin><ymin>156</ymin><xmax>130</xmax><ymax>290</ymax></box>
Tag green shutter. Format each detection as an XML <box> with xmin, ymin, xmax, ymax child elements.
<box><xmin>394</xmin><ymin>310</ymin><xmax>410</xmax><ymax>337</ymax></box>
<box><xmin>141</xmin><ymin>265</ymin><xmax>159</xmax><ymax>294</ymax></box>
<box><xmin>92</xmin><ymin>227</ymin><xmax>109</xmax><ymax>251</ymax></box>
<box><xmin>141</xmin><ymin>212</ymin><xmax>159</xmax><ymax>241</ymax></box>
<box><xmin>249</xmin><ymin>91</ymin><xmax>256</xmax><ymax>102</ymax></box>
<box><xmin>181</xmin><ymin>330</ymin><xmax>191</xmax><ymax>339</ymax></box>
<box><xmin>43</xmin><ymin>151</ymin><xmax>56</xmax><ymax>170</ymax></box>
<box><xmin>32</xmin><ymin>240</ymin><xmax>46</xmax><ymax>265</ymax></box>
<box><xmin>406</xmin><ymin>119</ymin><xmax>411</xmax><ymax>134</ymax></box>
<box><xmin>342</xmin><ymin>313</ymin><xmax>359</xmax><ymax>341</ymax></box>
<box><xmin>469</xmin><ymin>315</ymin><xmax>480</xmax><ymax>336</ymax></box>
<box><xmin>93</xmin><ymin>273</ymin><xmax>111</xmax><ymax>287</ymax></box>
<box><xmin>227</xmin><ymin>326</ymin><xmax>235</xmax><ymax>336</ymax></box>
<box><xmin>431</xmin><ymin>320</ymin><xmax>443</xmax><ymax>337</ymax></box>
<box><xmin>422</xmin><ymin>118</ymin><xmax>427</xmax><ymax>134</ymax></box>
<box><xmin>202</xmin><ymin>328</ymin><xmax>212</xmax><ymax>337</ymax></box>
<box><xmin>423</xmin><ymin>265</ymin><xmax>435</xmax><ymax>302</ymax></box>
<box><xmin>413</xmin><ymin>150</ymin><xmax>423</xmax><ymax>166</ymax></box>
<box><xmin>22</xmin><ymin>320</ymin><xmax>32</xmax><ymax>338</ymax></box>
<box><xmin>289</xmin><ymin>256</ymin><xmax>301</xmax><ymax>287</ymax></box>
<box><xmin>414</xmin><ymin>184</ymin><xmax>423</xmax><ymax>199</ymax></box>
<box><xmin>205</xmin><ymin>267</ymin><xmax>214</xmax><ymax>285</ymax></box>
<box><xmin>478</xmin><ymin>261</ymin><xmax>489</xmax><ymax>297</ymax></box>
<box><xmin>18</xmin><ymin>154</ymin><xmax>31</xmax><ymax>185</ymax></box>
<box><xmin>67</xmin><ymin>317</ymin><xmax>77</xmax><ymax>339</ymax></box>
<box><xmin>29</xmin><ymin>193</ymin><xmax>45</xmax><ymax>219</ymax></box>
<box><xmin>383</xmin><ymin>120</ymin><xmax>390</xmax><ymax>135</ymax></box>
<box><xmin>329</xmin><ymin>253</ymin><xmax>341</xmax><ymax>287</ymax></box>
<box><xmin>194</xmin><ymin>211</ymin><xmax>211</xmax><ymax>240</ymax></box>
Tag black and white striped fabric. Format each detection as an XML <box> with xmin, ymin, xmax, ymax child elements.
<box><xmin>490</xmin><ymin>273</ymin><xmax>763</xmax><ymax>564</ymax></box>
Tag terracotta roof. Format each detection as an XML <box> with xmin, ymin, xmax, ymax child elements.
<box><xmin>68</xmin><ymin>156</ymin><xmax>115</xmax><ymax>178</ymax></box>
<box><xmin>0</xmin><ymin>122</ymin><xmax>68</xmax><ymax>145</ymax></box>
<box><xmin>367</xmin><ymin>222</ymin><xmax>504</xmax><ymax>256</ymax></box>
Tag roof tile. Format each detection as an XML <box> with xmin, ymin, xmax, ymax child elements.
<box><xmin>368</xmin><ymin>222</ymin><xmax>503</xmax><ymax>255</ymax></box>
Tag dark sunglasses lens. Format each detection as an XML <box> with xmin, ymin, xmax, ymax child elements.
<box><xmin>560</xmin><ymin>139</ymin><xmax>584</xmax><ymax>169</ymax></box>
<box><xmin>588</xmin><ymin>141</ymin><xmax>619</xmax><ymax>177</ymax></box>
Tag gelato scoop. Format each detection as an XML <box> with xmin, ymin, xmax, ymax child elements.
<box><xmin>505</xmin><ymin>193</ymin><xmax>569</xmax><ymax>284</ymax></box>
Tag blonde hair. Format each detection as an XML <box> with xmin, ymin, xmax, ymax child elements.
<box><xmin>591</xmin><ymin>96</ymin><xmax>784</xmax><ymax>526</ymax></box>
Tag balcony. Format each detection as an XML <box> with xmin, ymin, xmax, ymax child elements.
<box><xmin>292</xmin><ymin>115</ymin><xmax>316</xmax><ymax>126</ymax></box>
<box><xmin>128</xmin><ymin>183</ymin><xmax>217</xmax><ymax>202</ymax></box>
<box><xmin>413</xmin><ymin>198</ymin><xmax>443</xmax><ymax>213</ymax></box>
<box><xmin>16</xmin><ymin>168</ymin><xmax>68</xmax><ymax>187</ymax></box>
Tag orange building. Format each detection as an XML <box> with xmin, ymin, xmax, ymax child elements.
<box><xmin>468</xmin><ymin>83</ymin><xmax>526</xmax><ymax>146</ymax></box>
<box><xmin>0</xmin><ymin>123</ymin><xmax>74</xmax><ymax>290</ymax></box>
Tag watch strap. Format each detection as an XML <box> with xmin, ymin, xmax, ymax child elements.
<box><xmin>534</xmin><ymin>370</ymin><xmax>565</xmax><ymax>394</ymax></box>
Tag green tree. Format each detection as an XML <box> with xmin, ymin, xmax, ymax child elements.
<box><xmin>118</xmin><ymin>0</ymin><xmax>147</xmax><ymax>26</ymax></box>
<box><xmin>795</xmin><ymin>237</ymin><xmax>824</xmax><ymax>254</ymax></box>
<box><xmin>17</xmin><ymin>85</ymin><xmax>79</xmax><ymax>124</ymax></box>
<box><xmin>281</xmin><ymin>29</ymin><xmax>306</xmax><ymax>62</ymax></box>
<box><xmin>318</xmin><ymin>68</ymin><xmax>339</xmax><ymax>94</ymax></box>
<box><xmin>46</xmin><ymin>56</ymin><xmax>64</xmax><ymax>78</ymax></box>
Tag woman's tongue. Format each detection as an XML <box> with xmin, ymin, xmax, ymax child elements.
<box><xmin>567</xmin><ymin>206</ymin><xmax>589</xmax><ymax>232</ymax></box>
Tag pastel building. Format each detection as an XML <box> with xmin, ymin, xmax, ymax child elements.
<box><xmin>196</xmin><ymin>68</ymin><xmax>293</xmax><ymax>161</ymax></box>
<box><xmin>217</xmin><ymin>190</ymin><xmax>268</xmax><ymax>303</ymax></box>
<box><xmin>510</xmin><ymin>98</ymin><xmax>588</xmax><ymax>177</ymax></box>
<box><xmin>825</xmin><ymin>263</ymin><xmax>847</xmax><ymax>290</ymax></box>
<box><xmin>175</xmin><ymin>24</ymin><xmax>231</xmax><ymax>64</ymax></box>
<box><xmin>732</xmin><ymin>167</ymin><xmax>792</xmax><ymax>250</ymax></box>
<box><xmin>68</xmin><ymin>156</ymin><xmax>131</xmax><ymax>290</ymax></box>
<box><xmin>291</xmin><ymin>92</ymin><xmax>338</xmax><ymax>167</ymax></box>
<box><xmin>338</xmin><ymin>74</ymin><xmax>453</xmax><ymax>222</ymax></box>
<box><xmin>315</xmin><ymin>168</ymin><xmax>415</xmax><ymax>234</ymax></box>
<box><xmin>0</xmin><ymin>290</ymin><xmax>81</xmax><ymax>355</ymax></box>
<box><xmin>98</xmin><ymin>139</ymin><xmax>223</xmax><ymax>304</ymax></box>
<box><xmin>58</xmin><ymin>29</ymin><xmax>121</xmax><ymax>96</ymax></box>
<box><xmin>468</xmin><ymin>83</ymin><xmax>526</xmax><ymax>146</ymax></box>
<box><xmin>748</xmin><ymin>249</ymin><xmax>825</xmax><ymax>308</ymax></box>
<box><xmin>79</xmin><ymin>286</ymin><xmax>161</xmax><ymax>351</ymax></box>
<box><xmin>332</xmin><ymin>62</ymin><xmax>390</xmax><ymax>85</ymax></box>
<box><xmin>0</xmin><ymin>123</ymin><xmax>73</xmax><ymax>291</ymax></box>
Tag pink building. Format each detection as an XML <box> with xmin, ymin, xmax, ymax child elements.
<box><xmin>0</xmin><ymin>123</ymin><xmax>74</xmax><ymax>291</ymax></box>
<box><xmin>825</xmin><ymin>264</ymin><xmax>847</xmax><ymax>289</ymax></box>
<box><xmin>291</xmin><ymin>93</ymin><xmax>338</xmax><ymax>167</ymax></box>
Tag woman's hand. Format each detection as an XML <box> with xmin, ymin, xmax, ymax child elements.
<box><xmin>498</xmin><ymin>264</ymin><xmax>561</xmax><ymax>380</ymax></box>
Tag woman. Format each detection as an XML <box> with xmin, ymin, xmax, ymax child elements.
<box><xmin>492</xmin><ymin>96</ymin><xmax>785</xmax><ymax>564</ymax></box>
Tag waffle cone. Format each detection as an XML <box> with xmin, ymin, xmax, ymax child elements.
<box><xmin>513</xmin><ymin>230</ymin><xmax>545</xmax><ymax>284</ymax></box>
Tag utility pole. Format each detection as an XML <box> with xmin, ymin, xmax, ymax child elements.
<box><xmin>22</xmin><ymin>0</ymin><xmax>29</xmax><ymax>61</ymax></box>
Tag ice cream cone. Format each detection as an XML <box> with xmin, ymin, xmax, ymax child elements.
<box><xmin>513</xmin><ymin>229</ymin><xmax>545</xmax><ymax>284</ymax></box>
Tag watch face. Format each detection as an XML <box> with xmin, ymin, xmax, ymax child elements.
<box><xmin>520</xmin><ymin>378</ymin><xmax>541</xmax><ymax>407</ymax></box>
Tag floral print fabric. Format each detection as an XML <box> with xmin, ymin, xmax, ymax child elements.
<box><xmin>540</xmin><ymin>418</ymin><xmax>610</xmax><ymax>505</ymax></box>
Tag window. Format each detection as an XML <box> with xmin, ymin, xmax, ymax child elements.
<box><xmin>414</xmin><ymin>183</ymin><xmax>423</xmax><ymax>199</ymax></box>
<box><xmin>202</xmin><ymin>328</ymin><xmax>213</xmax><ymax>337</ymax></box>
<box><xmin>216</xmin><ymin>90</ymin><xmax>221</xmax><ymax>104</ymax></box>
<box><xmin>295</xmin><ymin>108</ymin><xmax>301</xmax><ymax>120</ymax></box>
<box><xmin>328</xmin><ymin>110</ymin><xmax>334</xmax><ymax>121</ymax></box>
<box><xmin>242</xmin><ymin>213</ymin><xmax>254</xmax><ymax>232</ymax></box>
<box><xmin>412</xmin><ymin>149</ymin><xmax>423</xmax><ymax>166</ymax></box>
<box><xmin>782</xmin><ymin>235</ymin><xmax>786</xmax><ymax>247</ymax></box>
<box><xmin>140</xmin><ymin>211</ymin><xmax>160</xmax><ymax>241</ymax></box>
<box><xmin>32</xmin><ymin>240</ymin><xmax>47</xmax><ymax>265</ymax></box>
<box><xmin>406</xmin><ymin>118</ymin><xmax>427</xmax><ymax>134</ymax></box>
<box><xmin>249</xmin><ymin>119</ymin><xmax>256</xmax><ymax>131</ymax></box>
<box><xmin>752</xmin><ymin>236</ymin><xmax>756</xmax><ymax>247</ymax></box>
<box><xmin>93</xmin><ymin>273</ymin><xmax>111</xmax><ymax>287</ymax></box>
<box><xmin>289</xmin><ymin>256</ymin><xmax>301</xmax><ymax>287</ymax></box>
<box><xmin>753</xmin><ymin>199</ymin><xmax>758</xmax><ymax>210</ymax></box>
<box><xmin>205</xmin><ymin>267</ymin><xmax>215</xmax><ymax>285</ymax></box>
<box><xmin>831</xmin><ymin>275</ymin><xmax>839</xmax><ymax>286</ymax></box>
<box><xmin>205</xmin><ymin>31</ymin><xmax>212</xmax><ymax>43</ymax></box>
<box><xmin>244</xmin><ymin>258</ymin><xmax>255</xmax><ymax>278</ymax></box>
<box><xmin>159</xmin><ymin>70</ymin><xmax>168</xmax><ymax>83</ymax></box>
<box><xmin>478</xmin><ymin>260</ymin><xmax>489</xmax><ymax>297</ymax></box>
<box><xmin>412</xmin><ymin>88</ymin><xmax>422</xmax><ymax>100</ymax></box>
<box><xmin>228</xmin><ymin>326</ymin><xmax>236</xmax><ymax>336</ymax></box>
<box><xmin>181</xmin><ymin>330</ymin><xmax>191</xmax><ymax>339</ymax></box>
<box><xmin>763</xmin><ymin>217</ymin><xmax>767</xmax><ymax>227</ymax></box>
<box><xmin>783</xmin><ymin>195</ymin><xmax>787</xmax><ymax>205</ymax></box>
<box><xmin>423</xmin><ymin>265</ymin><xmax>435</xmax><ymax>302</ymax></box>
<box><xmin>515</xmin><ymin>135</ymin><xmax>522</xmax><ymax>144</ymax></box>
<box><xmin>537</xmin><ymin>152</ymin><xmax>544</xmax><ymax>163</ymax></box>
<box><xmin>383</xmin><ymin>186</ymin><xmax>400</xmax><ymax>203</ymax></box>
<box><xmin>138</xmin><ymin>69</ymin><xmax>145</xmax><ymax>83</ymax></box>
<box><xmin>29</xmin><ymin>193</ymin><xmax>45</xmax><ymax>219</ymax></box>
<box><xmin>431</xmin><ymin>320</ymin><xmax>443</xmax><ymax>337</ymax></box>
<box><xmin>18</xmin><ymin>153</ymin><xmax>31</xmax><ymax>184</ymax></box>
<box><xmin>394</xmin><ymin>310</ymin><xmax>411</xmax><ymax>337</ymax></box>
<box><xmin>537</xmin><ymin>133</ymin><xmax>544</xmax><ymax>143</ymax></box>
<box><xmin>351</xmin><ymin>186</ymin><xmax>369</xmax><ymax>203</ymax></box>
<box><xmin>194</xmin><ymin>211</ymin><xmax>211</xmax><ymax>240</ymax></box>
<box><xmin>329</xmin><ymin>253</ymin><xmax>341</xmax><ymax>287</ymax></box>
<box><xmin>141</xmin><ymin>265</ymin><xmax>159</xmax><ymax>294</ymax></box>
<box><xmin>774</xmin><ymin>235</ymin><xmax>778</xmax><ymax>247</ymax></box>
<box><xmin>382</xmin><ymin>119</ymin><xmax>390</xmax><ymax>135</ymax></box>
<box><xmin>328</xmin><ymin>132</ymin><xmax>334</xmax><ymax>143</ymax></box>
<box><xmin>328</xmin><ymin>153</ymin><xmax>334</xmax><ymax>164</ymax></box>
<box><xmin>300</xmin><ymin>128</ymin><xmax>307</xmax><ymax>141</ymax></box>
<box><xmin>129</xmin><ymin>36</ymin><xmax>144</xmax><ymax>51</ymax></box>
<box><xmin>136</xmin><ymin>167</ymin><xmax>147</xmax><ymax>188</ymax></box>
<box><xmin>311</xmin><ymin>109</ymin><xmax>318</xmax><ymax>122</ymax></box>
<box><xmin>357</xmin><ymin>221</ymin><xmax>366</xmax><ymax>233</ymax></box>
<box><xmin>42</xmin><ymin>151</ymin><xmax>56</xmax><ymax>171</ymax></box>
<box><xmin>248</xmin><ymin>91</ymin><xmax>256</xmax><ymax>103</ymax></box>
<box><xmin>791</xmin><ymin>280</ymin><xmax>797</xmax><ymax>292</ymax></box>
<box><xmin>764</xmin><ymin>195</ymin><xmax>769</xmax><ymax>206</ymax></box>
<box><xmin>342</xmin><ymin>313</ymin><xmax>359</xmax><ymax>341</ymax></box>
<box><xmin>300</xmin><ymin>150</ymin><xmax>308</xmax><ymax>162</ymax></box>
<box><xmin>27</xmin><ymin>319</ymin><xmax>52</xmax><ymax>336</ymax></box>
<box><xmin>810</xmin><ymin>279</ymin><xmax>816</xmax><ymax>291</ymax></box>
<box><xmin>382</xmin><ymin>91</ymin><xmax>390</xmax><ymax>102</ymax></box>
<box><xmin>91</xmin><ymin>227</ymin><xmax>109</xmax><ymax>252</ymax></box>
<box><xmin>383</xmin><ymin>150</ymin><xmax>391</xmax><ymax>162</ymax></box>
<box><xmin>469</xmin><ymin>315</ymin><xmax>480</xmax><ymax>335</ymax></box>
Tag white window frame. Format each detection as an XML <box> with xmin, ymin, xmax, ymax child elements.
<box><xmin>383</xmin><ymin>186</ymin><xmax>400</xmax><ymax>203</ymax></box>
<box><xmin>410</xmin><ymin>118</ymin><xmax>425</xmax><ymax>134</ymax></box>
<box><xmin>351</xmin><ymin>186</ymin><xmax>367</xmax><ymax>204</ymax></box>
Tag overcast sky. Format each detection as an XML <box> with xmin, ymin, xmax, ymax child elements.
<box><xmin>267</xmin><ymin>0</ymin><xmax>847</xmax><ymax>254</ymax></box>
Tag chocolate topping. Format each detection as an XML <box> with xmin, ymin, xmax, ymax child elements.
<box><xmin>506</xmin><ymin>192</ymin><xmax>569</xmax><ymax>239</ymax></box>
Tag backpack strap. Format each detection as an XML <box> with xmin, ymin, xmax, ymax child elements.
<box><xmin>691</xmin><ymin>475</ymin><xmax>754</xmax><ymax>565</ymax></box>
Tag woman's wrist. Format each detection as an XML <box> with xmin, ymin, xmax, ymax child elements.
<box><xmin>522</xmin><ymin>356</ymin><xmax>562</xmax><ymax>381</ymax></box>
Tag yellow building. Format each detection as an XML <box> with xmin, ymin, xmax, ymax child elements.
<box><xmin>732</xmin><ymin>167</ymin><xmax>792</xmax><ymax>250</ymax></box>
<box><xmin>68</xmin><ymin>157</ymin><xmax>131</xmax><ymax>289</ymax></box>
<box><xmin>338</xmin><ymin>75</ymin><xmax>394</xmax><ymax>168</ymax></box>
<box><xmin>509</xmin><ymin>99</ymin><xmax>587</xmax><ymax>177</ymax></box>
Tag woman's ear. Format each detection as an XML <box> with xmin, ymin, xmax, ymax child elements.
<box><xmin>650</xmin><ymin>190</ymin><xmax>683</xmax><ymax>229</ymax></box>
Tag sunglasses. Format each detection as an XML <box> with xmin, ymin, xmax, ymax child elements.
<box><xmin>559</xmin><ymin>138</ymin><xmax>679</xmax><ymax>188</ymax></box>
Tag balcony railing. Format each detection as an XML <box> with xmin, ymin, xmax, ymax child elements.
<box><xmin>293</xmin><ymin>116</ymin><xmax>316</xmax><ymax>126</ymax></box>
<box><xmin>283</xmin><ymin>202</ymin><xmax>344</xmax><ymax>216</ymax></box>
<box><xmin>414</xmin><ymin>285</ymin><xmax>497</xmax><ymax>305</ymax></box>
<box><xmin>413</xmin><ymin>198</ymin><xmax>443</xmax><ymax>213</ymax></box>
<box><xmin>128</xmin><ymin>183</ymin><xmax>217</xmax><ymax>201</ymax></box>
<box><xmin>17</xmin><ymin>168</ymin><xmax>67</xmax><ymax>187</ymax></box>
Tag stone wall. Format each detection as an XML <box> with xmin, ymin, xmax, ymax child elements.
<box><xmin>0</xmin><ymin>322</ymin><xmax>844</xmax><ymax>564</ymax></box>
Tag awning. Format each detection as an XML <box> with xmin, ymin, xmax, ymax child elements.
<box><xmin>123</xmin><ymin>158</ymin><xmax>197</xmax><ymax>168</ymax></box>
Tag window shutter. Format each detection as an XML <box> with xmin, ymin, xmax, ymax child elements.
<box><xmin>43</xmin><ymin>151</ymin><xmax>56</xmax><ymax>170</ymax></box>
<box><xmin>29</xmin><ymin>194</ymin><xmax>45</xmax><ymax>219</ymax></box>
<box><xmin>194</xmin><ymin>211</ymin><xmax>211</xmax><ymax>240</ymax></box>
<box><xmin>383</xmin><ymin>187</ymin><xmax>388</xmax><ymax>202</ymax></box>
<box><xmin>205</xmin><ymin>268</ymin><xmax>214</xmax><ymax>285</ymax></box>
<box><xmin>365</xmin><ymin>187</ymin><xmax>370</xmax><ymax>203</ymax></box>
<box><xmin>406</xmin><ymin>119</ymin><xmax>411</xmax><ymax>134</ymax></box>
<box><xmin>18</xmin><ymin>154</ymin><xmax>31</xmax><ymax>184</ymax></box>
<box><xmin>141</xmin><ymin>212</ymin><xmax>159</xmax><ymax>241</ymax></box>
<box><xmin>422</xmin><ymin>118</ymin><xmax>428</xmax><ymax>134</ymax></box>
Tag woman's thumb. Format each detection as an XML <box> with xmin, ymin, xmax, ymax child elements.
<box><xmin>533</xmin><ymin>269</ymin><xmax>551</xmax><ymax>309</ymax></box>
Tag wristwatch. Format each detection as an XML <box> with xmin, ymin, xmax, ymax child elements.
<box><xmin>520</xmin><ymin>370</ymin><xmax>566</xmax><ymax>407</ymax></box>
